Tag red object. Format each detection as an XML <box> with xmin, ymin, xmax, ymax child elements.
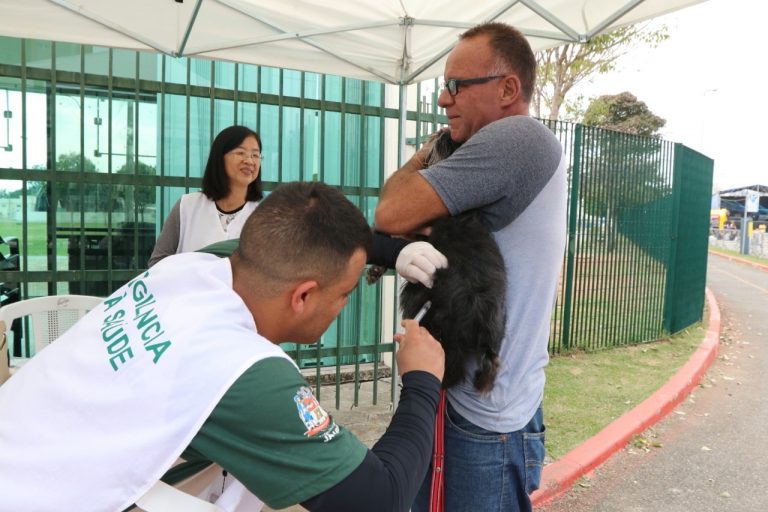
<box><xmin>429</xmin><ymin>388</ymin><xmax>446</xmax><ymax>512</ymax></box>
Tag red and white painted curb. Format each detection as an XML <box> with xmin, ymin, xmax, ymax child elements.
<box><xmin>531</xmin><ymin>287</ymin><xmax>722</xmax><ymax>508</ymax></box>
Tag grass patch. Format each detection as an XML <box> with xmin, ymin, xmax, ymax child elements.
<box><xmin>0</xmin><ymin>219</ymin><xmax>51</xmax><ymax>255</ymax></box>
<box><xmin>542</xmin><ymin>320</ymin><xmax>707</xmax><ymax>459</ymax></box>
<box><xmin>709</xmin><ymin>246</ymin><xmax>768</xmax><ymax>266</ymax></box>
<box><xmin>0</xmin><ymin>219</ymin><xmax>115</xmax><ymax>259</ymax></box>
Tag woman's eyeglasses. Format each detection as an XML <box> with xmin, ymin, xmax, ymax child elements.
<box><xmin>228</xmin><ymin>149</ymin><xmax>262</xmax><ymax>161</ymax></box>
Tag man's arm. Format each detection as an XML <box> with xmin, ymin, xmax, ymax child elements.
<box><xmin>301</xmin><ymin>370</ymin><xmax>440</xmax><ymax>512</ymax></box>
<box><xmin>369</xmin><ymin>233</ymin><xmax>410</xmax><ymax>268</ymax></box>
<box><xmin>184</xmin><ymin>321</ymin><xmax>443</xmax><ymax>512</ymax></box>
<box><xmin>302</xmin><ymin>319</ymin><xmax>444</xmax><ymax>511</ymax></box>
<box><xmin>374</xmin><ymin>152</ymin><xmax>449</xmax><ymax>235</ymax></box>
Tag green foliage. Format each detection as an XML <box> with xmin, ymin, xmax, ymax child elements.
<box><xmin>583</xmin><ymin>92</ymin><xmax>665</xmax><ymax>136</ymax></box>
<box><xmin>115</xmin><ymin>159</ymin><xmax>156</xmax><ymax>219</ymax></box>
<box><xmin>55</xmin><ymin>152</ymin><xmax>97</xmax><ymax>172</ymax></box>
<box><xmin>26</xmin><ymin>181</ymin><xmax>43</xmax><ymax>195</ymax></box>
<box><xmin>36</xmin><ymin>154</ymin><xmax>157</xmax><ymax>215</ymax></box>
<box><xmin>576</xmin><ymin>92</ymin><xmax>669</xmax><ymax>251</ymax></box>
<box><xmin>49</xmin><ymin>152</ymin><xmax>110</xmax><ymax>211</ymax></box>
<box><xmin>534</xmin><ymin>23</ymin><xmax>669</xmax><ymax>121</ymax></box>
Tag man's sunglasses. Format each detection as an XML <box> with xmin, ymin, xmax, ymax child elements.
<box><xmin>441</xmin><ymin>75</ymin><xmax>505</xmax><ymax>96</ymax></box>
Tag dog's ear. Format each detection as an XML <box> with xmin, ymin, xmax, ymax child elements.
<box><xmin>424</xmin><ymin>128</ymin><xmax>460</xmax><ymax>167</ymax></box>
<box><xmin>400</xmin><ymin>281</ymin><xmax>432</xmax><ymax>321</ymax></box>
<box><xmin>365</xmin><ymin>265</ymin><xmax>387</xmax><ymax>285</ymax></box>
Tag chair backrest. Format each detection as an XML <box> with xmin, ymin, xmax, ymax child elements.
<box><xmin>0</xmin><ymin>294</ymin><xmax>103</xmax><ymax>358</ymax></box>
<box><xmin>0</xmin><ymin>328</ymin><xmax>9</xmax><ymax>385</ymax></box>
<box><xmin>135</xmin><ymin>478</ymin><xmax>224</xmax><ymax>512</ymax></box>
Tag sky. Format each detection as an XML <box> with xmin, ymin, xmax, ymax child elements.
<box><xmin>573</xmin><ymin>0</ymin><xmax>766</xmax><ymax>192</ymax></box>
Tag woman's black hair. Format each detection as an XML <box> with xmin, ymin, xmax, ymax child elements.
<box><xmin>201</xmin><ymin>125</ymin><xmax>264</xmax><ymax>201</ymax></box>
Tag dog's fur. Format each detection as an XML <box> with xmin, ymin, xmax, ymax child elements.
<box><xmin>399</xmin><ymin>131</ymin><xmax>507</xmax><ymax>393</ymax></box>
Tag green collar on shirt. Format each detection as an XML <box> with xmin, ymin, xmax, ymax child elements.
<box><xmin>198</xmin><ymin>238</ymin><xmax>239</xmax><ymax>258</ymax></box>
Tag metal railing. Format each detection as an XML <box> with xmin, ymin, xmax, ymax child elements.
<box><xmin>709</xmin><ymin>220</ymin><xmax>768</xmax><ymax>259</ymax></box>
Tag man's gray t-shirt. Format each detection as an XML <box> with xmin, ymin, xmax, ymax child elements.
<box><xmin>421</xmin><ymin>115</ymin><xmax>567</xmax><ymax>432</ymax></box>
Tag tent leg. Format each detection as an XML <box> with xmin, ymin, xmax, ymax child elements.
<box><xmin>398</xmin><ymin>83</ymin><xmax>407</xmax><ymax>166</ymax></box>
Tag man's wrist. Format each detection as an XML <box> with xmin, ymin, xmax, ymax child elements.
<box><xmin>401</xmin><ymin>370</ymin><xmax>441</xmax><ymax>390</ymax></box>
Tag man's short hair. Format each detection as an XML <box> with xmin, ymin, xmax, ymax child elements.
<box><xmin>461</xmin><ymin>22</ymin><xmax>536</xmax><ymax>102</ymax></box>
<box><xmin>234</xmin><ymin>181</ymin><xmax>372</xmax><ymax>290</ymax></box>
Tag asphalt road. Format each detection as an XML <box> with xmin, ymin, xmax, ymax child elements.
<box><xmin>537</xmin><ymin>254</ymin><xmax>768</xmax><ymax>512</ymax></box>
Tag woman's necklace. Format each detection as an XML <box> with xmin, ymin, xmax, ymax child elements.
<box><xmin>216</xmin><ymin>201</ymin><xmax>246</xmax><ymax>231</ymax></box>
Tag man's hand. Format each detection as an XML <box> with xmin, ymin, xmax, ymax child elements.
<box><xmin>395</xmin><ymin>241</ymin><xmax>448</xmax><ymax>288</ymax></box>
<box><xmin>394</xmin><ymin>320</ymin><xmax>444</xmax><ymax>381</ymax></box>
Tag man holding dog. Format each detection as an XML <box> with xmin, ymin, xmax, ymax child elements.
<box><xmin>375</xmin><ymin>22</ymin><xmax>567</xmax><ymax>512</ymax></box>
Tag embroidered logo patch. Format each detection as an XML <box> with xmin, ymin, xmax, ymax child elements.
<box><xmin>294</xmin><ymin>386</ymin><xmax>331</xmax><ymax>437</ymax></box>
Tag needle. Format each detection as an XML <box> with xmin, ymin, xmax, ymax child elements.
<box><xmin>412</xmin><ymin>300</ymin><xmax>432</xmax><ymax>324</ymax></box>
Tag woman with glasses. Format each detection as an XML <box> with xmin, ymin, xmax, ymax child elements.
<box><xmin>149</xmin><ymin>125</ymin><xmax>263</xmax><ymax>267</ymax></box>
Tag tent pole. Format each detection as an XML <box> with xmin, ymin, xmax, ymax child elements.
<box><xmin>389</xmin><ymin>81</ymin><xmax>409</xmax><ymax>409</ymax></box>
<box><xmin>398</xmin><ymin>83</ymin><xmax>407</xmax><ymax>166</ymax></box>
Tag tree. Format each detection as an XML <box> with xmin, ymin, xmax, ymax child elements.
<box><xmin>582</xmin><ymin>92</ymin><xmax>665</xmax><ymax>136</ymax></box>
<box><xmin>533</xmin><ymin>24</ymin><xmax>668</xmax><ymax>121</ymax></box>
<box><xmin>51</xmin><ymin>152</ymin><xmax>109</xmax><ymax>211</ymax></box>
<box><xmin>115</xmin><ymin>160</ymin><xmax>156</xmax><ymax>222</ymax></box>
<box><xmin>578</xmin><ymin>93</ymin><xmax>669</xmax><ymax>252</ymax></box>
<box><xmin>26</xmin><ymin>181</ymin><xmax>43</xmax><ymax>196</ymax></box>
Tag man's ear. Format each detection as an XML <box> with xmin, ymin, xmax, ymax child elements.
<box><xmin>290</xmin><ymin>280</ymin><xmax>319</xmax><ymax>313</ymax></box>
<box><xmin>499</xmin><ymin>74</ymin><xmax>522</xmax><ymax>106</ymax></box>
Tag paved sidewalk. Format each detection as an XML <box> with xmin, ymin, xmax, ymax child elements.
<box><xmin>536</xmin><ymin>252</ymin><xmax>768</xmax><ymax>511</ymax></box>
<box><xmin>531</xmin><ymin>287</ymin><xmax>721</xmax><ymax>507</ymax></box>
<box><xmin>532</xmin><ymin>250</ymin><xmax>767</xmax><ymax>507</ymax></box>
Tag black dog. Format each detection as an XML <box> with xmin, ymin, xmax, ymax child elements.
<box><xmin>399</xmin><ymin>131</ymin><xmax>507</xmax><ymax>393</ymax></box>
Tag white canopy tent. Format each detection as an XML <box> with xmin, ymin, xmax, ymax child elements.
<box><xmin>1</xmin><ymin>0</ymin><xmax>705</xmax><ymax>85</ymax></box>
<box><xmin>1</xmin><ymin>0</ymin><xmax>706</xmax><ymax>156</ymax></box>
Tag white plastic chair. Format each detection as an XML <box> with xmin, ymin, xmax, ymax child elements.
<box><xmin>0</xmin><ymin>294</ymin><xmax>104</xmax><ymax>367</ymax></box>
<box><xmin>136</xmin><ymin>462</ymin><xmax>266</xmax><ymax>511</ymax></box>
<box><xmin>135</xmin><ymin>476</ymin><xmax>224</xmax><ymax>512</ymax></box>
<box><xmin>0</xmin><ymin>327</ymin><xmax>10</xmax><ymax>385</ymax></box>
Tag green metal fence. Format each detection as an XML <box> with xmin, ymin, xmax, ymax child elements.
<box><xmin>547</xmin><ymin>122</ymin><xmax>713</xmax><ymax>353</ymax></box>
<box><xmin>0</xmin><ymin>36</ymin><xmax>714</xmax><ymax>402</ymax></box>
<box><xmin>663</xmin><ymin>145</ymin><xmax>714</xmax><ymax>334</ymax></box>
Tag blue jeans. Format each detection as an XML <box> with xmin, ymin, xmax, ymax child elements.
<box><xmin>411</xmin><ymin>402</ymin><xmax>545</xmax><ymax>512</ymax></box>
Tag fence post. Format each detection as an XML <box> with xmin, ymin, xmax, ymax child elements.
<box><xmin>662</xmin><ymin>144</ymin><xmax>684</xmax><ymax>333</ymax></box>
<box><xmin>560</xmin><ymin>123</ymin><xmax>582</xmax><ymax>350</ymax></box>
<box><xmin>740</xmin><ymin>217</ymin><xmax>751</xmax><ymax>255</ymax></box>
